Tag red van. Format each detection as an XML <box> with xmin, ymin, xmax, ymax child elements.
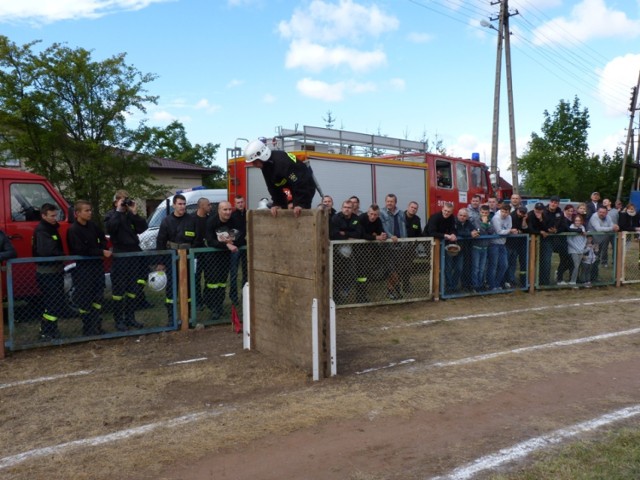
<box><xmin>0</xmin><ymin>168</ymin><xmax>72</xmax><ymax>298</ymax></box>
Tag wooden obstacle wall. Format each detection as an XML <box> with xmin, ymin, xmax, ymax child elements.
<box><xmin>246</xmin><ymin>208</ymin><xmax>331</xmax><ymax>378</ymax></box>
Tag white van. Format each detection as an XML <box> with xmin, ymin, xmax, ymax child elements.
<box><xmin>138</xmin><ymin>188</ymin><xmax>227</xmax><ymax>250</ymax></box>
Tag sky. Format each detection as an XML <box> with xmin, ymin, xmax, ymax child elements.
<box><xmin>1</xmin><ymin>0</ymin><xmax>640</xmax><ymax>180</ymax></box>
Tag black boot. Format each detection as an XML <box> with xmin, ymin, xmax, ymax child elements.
<box><xmin>113</xmin><ymin>298</ymin><xmax>127</xmax><ymax>331</ymax></box>
<box><xmin>124</xmin><ymin>300</ymin><xmax>144</xmax><ymax>329</ymax></box>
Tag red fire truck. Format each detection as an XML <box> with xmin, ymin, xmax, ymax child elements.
<box><xmin>227</xmin><ymin>126</ymin><xmax>503</xmax><ymax>217</ymax></box>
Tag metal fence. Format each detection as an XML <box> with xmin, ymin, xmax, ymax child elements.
<box><xmin>189</xmin><ymin>247</ymin><xmax>247</xmax><ymax>327</ymax></box>
<box><xmin>440</xmin><ymin>234</ymin><xmax>530</xmax><ymax>299</ymax></box>
<box><xmin>620</xmin><ymin>232</ymin><xmax>640</xmax><ymax>284</ymax></box>
<box><xmin>329</xmin><ymin>238</ymin><xmax>434</xmax><ymax>307</ymax></box>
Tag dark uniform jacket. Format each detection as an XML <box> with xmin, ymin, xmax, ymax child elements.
<box><xmin>330</xmin><ymin>213</ymin><xmax>363</xmax><ymax>241</ymax></box>
<box><xmin>425</xmin><ymin>212</ymin><xmax>456</xmax><ymax>241</ymax></box>
<box><xmin>230</xmin><ymin>209</ymin><xmax>247</xmax><ymax>248</ymax></box>
<box><xmin>156</xmin><ymin>213</ymin><xmax>197</xmax><ymax>250</ymax></box>
<box><xmin>205</xmin><ymin>215</ymin><xmax>241</xmax><ymax>250</ymax></box>
<box><xmin>359</xmin><ymin>213</ymin><xmax>384</xmax><ymax>241</ymax></box>
<box><xmin>33</xmin><ymin>220</ymin><xmax>65</xmax><ymax>273</ymax></box>
<box><xmin>261</xmin><ymin>150</ymin><xmax>317</xmax><ymax>209</ymax></box>
<box><xmin>68</xmin><ymin>221</ymin><xmax>108</xmax><ymax>257</ymax></box>
<box><xmin>104</xmin><ymin>208</ymin><xmax>147</xmax><ymax>253</ymax></box>
<box><xmin>0</xmin><ymin>231</ymin><xmax>16</xmax><ymax>261</ymax></box>
<box><xmin>193</xmin><ymin>213</ymin><xmax>210</xmax><ymax>248</ymax></box>
<box><xmin>405</xmin><ymin>213</ymin><xmax>422</xmax><ymax>238</ymax></box>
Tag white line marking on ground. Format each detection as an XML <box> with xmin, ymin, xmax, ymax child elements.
<box><xmin>220</xmin><ymin>353</ymin><xmax>236</xmax><ymax>357</ymax></box>
<box><xmin>381</xmin><ymin>297</ymin><xmax>640</xmax><ymax>330</ymax></box>
<box><xmin>0</xmin><ymin>370</ymin><xmax>93</xmax><ymax>390</ymax></box>
<box><xmin>355</xmin><ymin>327</ymin><xmax>640</xmax><ymax>376</ymax></box>
<box><xmin>167</xmin><ymin>357</ymin><xmax>208</xmax><ymax>365</ymax></box>
<box><xmin>424</xmin><ymin>327</ymin><xmax>640</xmax><ymax>370</ymax></box>
<box><xmin>355</xmin><ymin>358</ymin><xmax>415</xmax><ymax>375</ymax></box>
<box><xmin>430</xmin><ymin>404</ymin><xmax>640</xmax><ymax>480</ymax></box>
<box><xmin>0</xmin><ymin>407</ymin><xmax>232</xmax><ymax>471</ymax></box>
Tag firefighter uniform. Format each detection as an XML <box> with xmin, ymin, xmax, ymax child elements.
<box><xmin>204</xmin><ymin>214</ymin><xmax>241</xmax><ymax>320</ymax></box>
<box><xmin>156</xmin><ymin>212</ymin><xmax>196</xmax><ymax>326</ymax></box>
<box><xmin>105</xmin><ymin>207</ymin><xmax>148</xmax><ymax>331</ymax></box>
<box><xmin>330</xmin><ymin>212</ymin><xmax>366</xmax><ymax>303</ymax></box>
<box><xmin>32</xmin><ymin>219</ymin><xmax>65</xmax><ymax>340</ymax></box>
<box><xmin>260</xmin><ymin>150</ymin><xmax>317</xmax><ymax>209</ymax></box>
<box><xmin>67</xmin><ymin>220</ymin><xmax>109</xmax><ymax>336</ymax></box>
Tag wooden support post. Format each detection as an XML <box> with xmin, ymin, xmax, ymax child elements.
<box><xmin>0</xmin><ymin>272</ymin><xmax>4</xmax><ymax>360</ymax></box>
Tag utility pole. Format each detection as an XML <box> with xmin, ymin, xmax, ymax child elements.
<box><xmin>485</xmin><ymin>0</ymin><xmax>520</xmax><ymax>194</ymax></box>
<box><xmin>616</xmin><ymin>71</ymin><xmax>640</xmax><ymax>203</ymax></box>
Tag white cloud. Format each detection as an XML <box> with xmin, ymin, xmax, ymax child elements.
<box><xmin>406</xmin><ymin>32</ymin><xmax>433</xmax><ymax>44</ymax></box>
<box><xmin>278</xmin><ymin>0</ymin><xmax>398</xmax><ymax>44</ymax></box>
<box><xmin>285</xmin><ymin>39</ymin><xmax>386</xmax><ymax>72</ymax></box>
<box><xmin>279</xmin><ymin>0</ymin><xmax>397</xmax><ymax>77</ymax></box>
<box><xmin>296</xmin><ymin>77</ymin><xmax>375</xmax><ymax>101</ymax></box>
<box><xmin>0</xmin><ymin>0</ymin><xmax>172</xmax><ymax>25</ymax></box>
<box><xmin>151</xmin><ymin>110</ymin><xmax>178</xmax><ymax>122</ymax></box>
<box><xmin>262</xmin><ymin>93</ymin><xmax>276</xmax><ymax>104</ymax></box>
<box><xmin>598</xmin><ymin>54</ymin><xmax>640</xmax><ymax>116</ymax></box>
<box><xmin>194</xmin><ymin>98</ymin><xmax>221</xmax><ymax>113</ymax></box>
<box><xmin>226</xmin><ymin>79</ymin><xmax>244</xmax><ymax>89</ymax></box>
<box><xmin>531</xmin><ymin>0</ymin><xmax>640</xmax><ymax>45</ymax></box>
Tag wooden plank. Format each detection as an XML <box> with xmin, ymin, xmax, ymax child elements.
<box><xmin>251</xmin><ymin>210</ymin><xmax>319</xmax><ymax>279</ymax></box>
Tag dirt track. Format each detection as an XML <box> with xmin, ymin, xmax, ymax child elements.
<box><xmin>2</xmin><ymin>285</ymin><xmax>640</xmax><ymax>480</ymax></box>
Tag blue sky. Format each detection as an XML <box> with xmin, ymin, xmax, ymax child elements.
<box><xmin>1</xmin><ymin>0</ymin><xmax>640</xmax><ymax>178</ymax></box>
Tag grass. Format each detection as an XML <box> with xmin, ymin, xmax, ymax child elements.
<box><xmin>491</xmin><ymin>428</ymin><xmax>640</xmax><ymax>480</ymax></box>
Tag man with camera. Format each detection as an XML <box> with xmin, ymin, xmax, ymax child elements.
<box><xmin>105</xmin><ymin>190</ymin><xmax>148</xmax><ymax>331</ymax></box>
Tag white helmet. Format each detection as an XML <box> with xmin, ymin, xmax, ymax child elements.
<box><xmin>257</xmin><ymin>198</ymin><xmax>271</xmax><ymax>210</ymax></box>
<box><xmin>148</xmin><ymin>271</ymin><xmax>167</xmax><ymax>291</ymax></box>
<box><xmin>244</xmin><ymin>139</ymin><xmax>271</xmax><ymax>163</ymax></box>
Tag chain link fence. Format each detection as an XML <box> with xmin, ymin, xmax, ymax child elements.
<box><xmin>5</xmin><ymin>250</ymin><xmax>178</xmax><ymax>350</ymax></box>
<box><xmin>189</xmin><ymin>247</ymin><xmax>246</xmax><ymax>327</ymax></box>
<box><xmin>440</xmin><ymin>234</ymin><xmax>530</xmax><ymax>299</ymax></box>
<box><xmin>534</xmin><ymin>232</ymin><xmax>617</xmax><ymax>289</ymax></box>
<box><xmin>620</xmin><ymin>231</ymin><xmax>640</xmax><ymax>284</ymax></box>
<box><xmin>329</xmin><ymin>238</ymin><xmax>434</xmax><ymax>307</ymax></box>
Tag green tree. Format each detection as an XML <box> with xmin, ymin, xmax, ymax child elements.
<box><xmin>0</xmin><ymin>37</ymin><xmax>169</xmax><ymax>219</ymax></box>
<box><xmin>135</xmin><ymin>120</ymin><xmax>225</xmax><ymax>188</ymax></box>
<box><xmin>518</xmin><ymin>96</ymin><xmax>595</xmax><ymax>200</ymax></box>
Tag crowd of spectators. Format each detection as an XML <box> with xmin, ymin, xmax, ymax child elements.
<box><xmin>325</xmin><ymin>190</ymin><xmax>640</xmax><ymax>301</ymax></box>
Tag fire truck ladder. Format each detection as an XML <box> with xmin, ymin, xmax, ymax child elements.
<box><xmin>274</xmin><ymin>125</ymin><xmax>429</xmax><ymax>157</ymax></box>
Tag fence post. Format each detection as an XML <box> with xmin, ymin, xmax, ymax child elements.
<box><xmin>528</xmin><ymin>235</ymin><xmax>537</xmax><ymax>294</ymax></box>
<box><xmin>433</xmin><ymin>239</ymin><xmax>441</xmax><ymax>301</ymax></box>
<box><xmin>178</xmin><ymin>249</ymin><xmax>189</xmax><ymax>331</ymax></box>
<box><xmin>0</xmin><ymin>271</ymin><xmax>4</xmax><ymax>359</ymax></box>
<box><xmin>616</xmin><ymin>232</ymin><xmax>623</xmax><ymax>287</ymax></box>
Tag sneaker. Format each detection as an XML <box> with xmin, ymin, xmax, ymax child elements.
<box><xmin>584</xmin><ymin>282</ymin><xmax>592</xmax><ymax>288</ymax></box>
<box><xmin>567</xmin><ymin>281</ymin><xmax>576</xmax><ymax>285</ymax></box>
<box><xmin>557</xmin><ymin>281</ymin><xmax>567</xmax><ymax>286</ymax></box>
<box><xmin>387</xmin><ymin>290</ymin><xmax>398</xmax><ymax>300</ymax></box>
<box><xmin>503</xmin><ymin>282</ymin><xmax>512</xmax><ymax>289</ymax></box>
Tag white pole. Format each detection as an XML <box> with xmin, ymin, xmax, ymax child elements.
<box><xmin>242</xmin><ymin>283</ymin><xmax>250</xmax><ymax>350</ymax></box>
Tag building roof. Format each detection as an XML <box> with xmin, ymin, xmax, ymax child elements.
<box><xmin>149</xmin><ymin>156</ymin><xmax>218</xmax><ymax>174</ymax></box>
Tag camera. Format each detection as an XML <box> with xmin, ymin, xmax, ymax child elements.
<box><xmin>122</xmin><ymin>197</ymin><xmax>134</xmax><ymax>207</ymax></box>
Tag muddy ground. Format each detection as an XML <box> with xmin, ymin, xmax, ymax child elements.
<box><xmin>1</xmin><ymin>285</ymin><xmax>640</xmax><ymax>480</ymax></box>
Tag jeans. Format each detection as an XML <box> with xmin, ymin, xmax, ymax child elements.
<box><xmin>487</xmin><ymin>243</ymin><xmax>508</xmax><ymax>290</ymax></box>
<box><xmin>471</xmin><ymin>246</ymin><xmax>488</xmax><ymax>290</ymax></box>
